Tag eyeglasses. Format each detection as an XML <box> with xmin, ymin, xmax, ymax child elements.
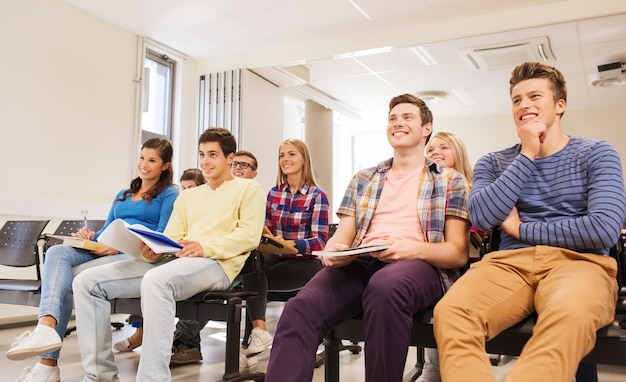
<box><xmin>231</xmin><ymin>161</ymin><xmax>255</xmax><ymax>170</ymax></box>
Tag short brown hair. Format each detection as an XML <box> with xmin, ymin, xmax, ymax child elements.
<box><xmin>388</xmin><ymin>94</ymin><xmax>433</xmax><ymax>142</ymax></box>
<box><xmin>198</xmin><ymin>127</ymin><xmax>237</xmax><ymax>156</ymax></box>
<box><xmin>234</xmin><ymin>150</ymin><xmax>258</xmax><ymax>171</ymax></box>
<box><xmin>509</xmin><ymin>62</ymin><xmax>567</xmax><ymax>117</ymax></box>
<box><xmin>180</xmin><ymin>168</ymin><xmax>206</xmax><ymax>186</ymax></box>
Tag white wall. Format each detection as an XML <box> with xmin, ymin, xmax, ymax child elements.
<box><xmin>0</xmin><ymin>0</ymin><xmax>137</xmax><ymax>219</ymax></box>
<box><xmin>0</xmin><ymin>0</ymin><xmax>201</xmax><ymax>323</ymax></box>
<box><xmin>0</xmin><ymin>0</ymin><xmax>199</xmax><ymax>220</ymax></box>
<box><xmin>239</xmin><ymin>70</ymin><xmax>285</xmax><ymax>193</ymax></box>
<box><xmin>0</xmin><ymin>0</ymin><xmax>138</xmax><ymax>320</ymax></box>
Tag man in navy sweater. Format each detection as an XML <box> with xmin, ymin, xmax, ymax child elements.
<box><xmin>434</xmin><ymin>61</ymin><xmax>626</xmax><ymax>382</ymax></box>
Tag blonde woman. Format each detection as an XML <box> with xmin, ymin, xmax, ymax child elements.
<box><xmin>420</xmin><ymin>131</ymin><xmax>479</xmax><ymax>382</ymax></box>
<box><xmin>243</xmin><ymin>139</ymin><xmax>330</xmax><ymax>362</ymax></box>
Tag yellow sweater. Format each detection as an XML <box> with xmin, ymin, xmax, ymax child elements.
<box><xmin>164</xmin><ymin>177</ymin><xmax>265</xmax><ymax>282</ymax></box>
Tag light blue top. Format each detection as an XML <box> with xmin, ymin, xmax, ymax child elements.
<box><xmin>95</xmin><ymin>185</ymin><xmax>179</xmax><ymax>239</ymax></box>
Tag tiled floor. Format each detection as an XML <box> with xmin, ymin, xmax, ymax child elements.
<box><xmin>1</xmin><ymin>302</ymin><xmax>625</xmax><ymax>381</ymax></box>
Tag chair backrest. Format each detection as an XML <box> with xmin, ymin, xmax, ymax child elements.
<box><xmin>479</xmin><ymin>228</ymin><xmax>500</xmax><ymax>259</ymax></box>
<box><xmin>0</xmin><ymin>220</ymin><xmax>50</xmax><ymax>267</ymax></box>
<box><xmin>611</xmin><ymin>229</ymin><xmax>626</xmax><ymax>291</ymax></box>
<box><xmin>329</xmin><ymin>223</ymin><xmax>338</xmax><ymax>238</ymax></box>
<box><xmin>44</xmin><ymin>219</ymin><xmax>106</xmax><ymax>249</ymax></box>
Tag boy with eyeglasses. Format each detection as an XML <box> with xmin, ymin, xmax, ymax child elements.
<box><xmin>230</xmin><ymin>150</ymin><xmax>258</xmax><ymax>179</ymax></box>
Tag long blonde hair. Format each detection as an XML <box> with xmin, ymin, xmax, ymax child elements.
<box><xmin>276</xmin><ymin>138</ymin><xmax>318</xmax><ymax>187</ymax></box>
<box><xmin>427</xmin><ymin>132</ymin><xmax>473</xmax><ymax>188</ymax></box>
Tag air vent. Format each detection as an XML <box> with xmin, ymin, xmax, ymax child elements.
<box><xmin>461</xmin><ymin>36</ymin><xmax>556</xmax><ymax>70</ymax></box>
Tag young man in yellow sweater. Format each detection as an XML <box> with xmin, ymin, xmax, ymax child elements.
<box><xmin>72</xmin><ymin>128</ymin><xmax>265</xmax><ymax>382</ymax></box>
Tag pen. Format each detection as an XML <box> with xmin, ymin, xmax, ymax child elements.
<box><xmin>83</xmin><ymin>214</ymin><xmax>89</xmax><ymax>230</ymax></box>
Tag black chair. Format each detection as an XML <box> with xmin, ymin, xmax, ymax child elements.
<box><xmin>110</xmin><ymin>250</ymin><xmax>266</xmax><ymax>382</ymax></box>
<box><xmin>242</xmin><ymin>253</ymin><xmax>330</xmax><ymax>367</ymax></box>
<box><xmin>323</xmin><ymin>230</ymin><xmax>626</xmax><ymax>382</ymax></box>
<box><xmin>240</xmin><ymin>223</ymin><xmax>360</xmax><ymax>367</ymax></box>
<box><xmin>0</xmin><ymin>220</ymin><xmax>50</xmax><ymax>306</ymax></box>
<box><xmin>43</xmin><ymin>219</ymin><xmax>106</xmax><ymax>260</ymax></box>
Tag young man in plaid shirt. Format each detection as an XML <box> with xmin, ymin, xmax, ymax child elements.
<box><xmin>265</xmin><ymin>94</ymin><xmax>470</xmax><ymax>381</ymax></box>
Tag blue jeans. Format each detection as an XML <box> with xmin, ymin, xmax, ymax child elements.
<box><xmin>265</xmin><ymin>255</ymin><xmax>443</xmax><ymax>382</ymax></box>
<box><xmin>38</xmin><ymin>245</ymin><xmax>129</xmax><ymax>360</ymax></box>
<box><xmin>73</xmin><ymin>256</ymin><xmax>231</xmax><ymax>382</ymax></box>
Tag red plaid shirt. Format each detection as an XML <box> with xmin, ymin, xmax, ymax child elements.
<box><xmin>266</xmin><ymin>182</ymin><xmax>329</xmax><ymax>257</ymax></box>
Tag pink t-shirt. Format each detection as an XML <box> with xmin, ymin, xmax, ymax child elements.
<box><xmin>361</xmin><ymin>168</ymin><xmax>426</xmax><ymax>245</ymax></box>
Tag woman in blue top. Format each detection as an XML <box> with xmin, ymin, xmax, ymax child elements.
<box><xmin>7</xmin><ymin>138</ymin><xmax>179</xmax><ymax>382</ymax></box>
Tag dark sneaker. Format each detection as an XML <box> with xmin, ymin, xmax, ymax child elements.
<box><xmin>170</xmin><ymin>344</ymin><xmax>202</xmax><ymax>366</ymax></box>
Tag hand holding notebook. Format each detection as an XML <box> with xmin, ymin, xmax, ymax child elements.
<box><xmin>258</xmin><ymin>226</ymin><xmax>298</xmax><ymax>255</ymax></box>
<box><xmin>97</xmin><ymin>219</ymin><xmax>182</xmax><ymax>256</ymax></box>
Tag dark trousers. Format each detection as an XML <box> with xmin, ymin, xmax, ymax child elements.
<box><xmin>174</xmin><ymin>319</ymin><xmax>208</xmax><ymax>348</ymax></box>
<box><xmin>243</xmin><ymin>253</ymin><xmax>286</xmax><ymax>321</ymax></box>
<box><xmin>264</xmin><ymin>255</ymin><xmax>443</xmax><ymax>382</ymax></box>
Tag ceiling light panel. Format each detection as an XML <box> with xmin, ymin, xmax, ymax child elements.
<box><xmin>348</xmin><ymin>0</ymin><xmax>372</xmax><ymax>20</ymax></box>
<box><xmin>410</xmin><ymin>46</ymin><xmax>438</xmax><ymax>66</ymax></box>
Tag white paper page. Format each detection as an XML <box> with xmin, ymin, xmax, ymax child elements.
<box><xmin>96</xmin><ymin>219</ymin><xmax>141</xmax><ymax>257</ymax></box>
<box><xmin>312</xmin><ymin>244</ymin><xmax>390</xmax><ymax>257</ymax></box>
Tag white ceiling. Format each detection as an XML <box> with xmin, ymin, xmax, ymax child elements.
<box><xmin>65</xmin><ymin>0</ymin><xmax>626</xmax><ymax>120</ymax></box>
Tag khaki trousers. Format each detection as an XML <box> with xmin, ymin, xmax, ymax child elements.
<box><xmin>434</xmin><ymin>246</ymin><xmax>617</xmax><ymax>382</ymax></box>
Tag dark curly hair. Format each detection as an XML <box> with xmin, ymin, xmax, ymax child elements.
<box><xmin>118</xmin><ymin>138</ymin><xmax>174</xmax><ymax>204</ymax></box>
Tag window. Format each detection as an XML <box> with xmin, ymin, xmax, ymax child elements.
<box><xmin>142</xmin><ymin>50</ymin><xmax>175</xmax><ymax>142</ymax></box>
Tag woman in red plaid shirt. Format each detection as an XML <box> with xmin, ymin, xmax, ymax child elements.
<box><xmin>241</xmin><ymin>138</ymin><xmax>330</xmax><ymax>364</ymax></box>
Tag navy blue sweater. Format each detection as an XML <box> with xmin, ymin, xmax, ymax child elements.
<box><xmin>469</xmin><ymin>136</ymin><xmax>626</xmax><ymax>254</ymax></box>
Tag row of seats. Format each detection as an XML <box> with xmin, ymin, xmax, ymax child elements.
<box><xmin>0</xmin><ymin>219</ymin><xmax>268</xmax><ymax>381</ymax></box>
<box><xmin>323</xmin><ymin>229</ymin><xmax>626</xmax><ymax>382</ymax></box>
<box><xmin>5</xmin><ymin>220</ymin><xmax>626</xmax><ymax>381</ymax></box>
<box><xmin>0</xmin><ymin>219</ymin><xmax>106</xmax><ymax>307</ymax></box>
<box><xmin>0</xmin><ymin>219</ymin><xmax>328</xmax><ymax>381</ymax></box>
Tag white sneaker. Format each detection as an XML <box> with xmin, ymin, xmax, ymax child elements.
<box><xmin>244</xmin><ymin>327</ymin><xmax>273</xmax><ymax>355</ymax></box>
<box><xmin>15</xmin><ymin>363</ymin><xmax>60</xmax><ymax>382</ymax></box>
<box><xmin>6</xmin><ymin>326</ymin><xmax>62</xmax><ymax>361</ymax></box>
<box><xmin>239</xmin><ymin>352</ymin><xmax>258</xmax><ymax>373</ymax></box>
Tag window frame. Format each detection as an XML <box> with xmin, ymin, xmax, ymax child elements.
<box><xmin>141</xmin><ymin>49</ymin><xmax>176</xmax><ymax>143</ymax></box>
